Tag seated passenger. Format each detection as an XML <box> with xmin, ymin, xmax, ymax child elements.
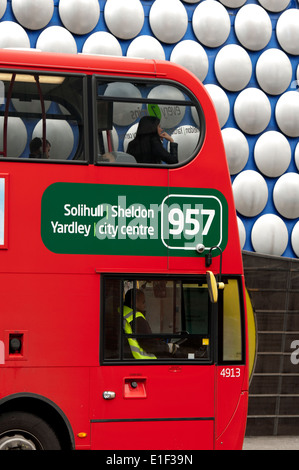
<box><xmin>123</xmin><ymin>289</ymin><xmax>177</xmax><ymax>359</ymax></box>
<box><xmin>29</xmin><ymin>137</ymin><xmax>51</xmax><ymax>159</ymax></box>
<box><xmin>127</xmin><ymin>116</ymin><xmax>178</xmax><ymax>165</ymax></box>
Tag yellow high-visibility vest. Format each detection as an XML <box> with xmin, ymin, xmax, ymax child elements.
<box><xmin>123</xmin><ymin>305</ymin><xmax>156</xmax><ymax>359</ymax></box>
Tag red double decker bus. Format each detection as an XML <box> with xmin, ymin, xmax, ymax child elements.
<box><xmin>0</xmin><ymin>49</ymin><xmax>248</xmax><ymax>450</ymax></box>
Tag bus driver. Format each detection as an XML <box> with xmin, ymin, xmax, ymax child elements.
<box><xmin>122</xmin><ymin>289</ymin><xmax>177</xmax><ymax>359</ymax></box>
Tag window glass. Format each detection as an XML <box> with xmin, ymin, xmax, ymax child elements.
<box><xmin>96</xmin><ymin>79</ymin><xmax>203</xmax><ymax>166</ymax></box>
<box><xmin>102</xmin><ymin>276</ymin><xmax>211</xmax><ymax>363</ymax></box>
<box><xmin>0</xmin><ymin>72</ymin><xmax>84</xmax><ymax>161</ymax></box>
<box><xmin>221</xmin><ymin>279</ymin><xmax>243</xmax><ymax>363</ymax></box>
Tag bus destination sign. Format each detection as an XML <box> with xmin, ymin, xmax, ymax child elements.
<box><xmin>41</xmin><ymin>183</ymin><xmax>228</xmax><ymax>257</ymax></box>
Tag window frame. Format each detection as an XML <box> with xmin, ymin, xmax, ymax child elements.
<box><xmin>93</xmin><ymin>75</ymin><xmax>206</xmax><ymax>169</ymax></box>
<box><xmin>0</xmin><ymin>172</ymin><xmax>8</xmax><ymax>249</ymax></box>
<box><xmin>100</xmin><ymin>273</ymin><xmax>217</xmax><ymax>366</ymax></box>
<box><xmin>0</xmin><ymin>67</ymin><xmax>89</xmax><ymax>164</ymax></box>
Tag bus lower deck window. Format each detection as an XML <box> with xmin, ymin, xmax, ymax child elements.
<box><xmin>102</xmin><ymin>277</ymin><xmax>211</xmax><ymax>363</ymax></box>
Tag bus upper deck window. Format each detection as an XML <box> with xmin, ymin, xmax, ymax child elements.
<box><xmin>0</xmin><ymin>72</ymin><xmax>85</xmax><ymax>161</ymax></box>
<box><xmin>96</xmin><ymin>78</ymin><xmax>203</xmax><ymax>167</ymax></box>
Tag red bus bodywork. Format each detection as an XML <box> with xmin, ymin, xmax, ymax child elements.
<box><xmin>0</xmin><ymin>50</ymin><xmax>248</xmax><ymax>450</ymax></box>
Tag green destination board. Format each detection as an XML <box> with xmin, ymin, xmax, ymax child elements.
<box><xmin>41</xmin><ymin>183</ymin><xmax>228</xmax><ymax>257</ymax></box>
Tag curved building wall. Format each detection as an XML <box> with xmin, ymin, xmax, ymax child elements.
<box><xmin>244</xmin><ymin>252</ymin><xmax>299</xmax><ymax>436</ymax></box>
